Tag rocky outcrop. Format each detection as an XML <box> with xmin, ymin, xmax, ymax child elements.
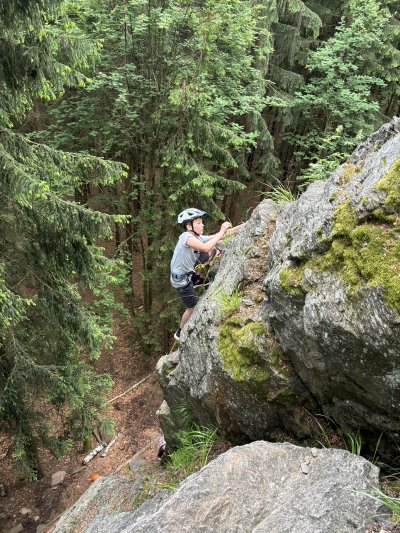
<box><xmin>264</xmin><ymin>117</ymin><xmax>400</xmax><ymax>438</ymax></box>
<box><xmin>52</xmin><ymin>475</ymin><xmax>143</xmax><ymax>533</ymax></box>
<box><xmin>159</xmin><ymin>117</ymin><xmax>400</xmax><ymax>447</ymax></box>
<box><xmin>84</xmin><ymin>442</ymin><xmax>380</xmax><ymax>533</ymax></box>
<box><xmin>158</xmin><ymin>200</ymin><xmax>318</xmax><ymax>444</ymax></box>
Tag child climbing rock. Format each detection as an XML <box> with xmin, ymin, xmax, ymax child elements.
<box><xmin>170</xmin><ymin>208</ymin><xmax>244</xmax><ymax>342</ymax></box>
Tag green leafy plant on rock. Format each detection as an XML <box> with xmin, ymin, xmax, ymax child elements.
<box><xmin>265</xmin><ymin>184</ymin><xmax>297</xmax><ymax>203</ymax></box>
<box><xmin>215</xmin><ymin>287</ymin><xmax>242</xmax><ymax>317</ymax></box>
<box><xmin>358</xmin><ymin>488</ymin><xmax>400</xmax><ymax>525</ymax></box>
<box><xmin>344</xmin><ymin>431</ymin><xmax>363</xmax><ymax>455</ymax></box>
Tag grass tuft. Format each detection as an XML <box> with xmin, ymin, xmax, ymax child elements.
<box><xmin>166</xmin><ymin>425</ymin><xmax>219</xmax><ymax>479</ymax></box>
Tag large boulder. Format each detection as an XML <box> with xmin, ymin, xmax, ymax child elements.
<box><xmin>85</xmin><ymin>442</ymin><xmax>380</xmax><ymax>533</ymax></box>
<box><xmin>158</xmin><ymin>200</ymin><xmax>317</xmax><ymax>443</ymax></box>
<box><xmin>159</xmin><ymin>118</ymin><xmax>400</xmax><ymax>446</ymax></box>
<box><xmin>264</xmin><ymin>117</ymin><xmax>400</xmax><ymax>437</ymax></box>
<box><xmin>53</xmin><ymin>475</ymin><xmax>142</xmax><ymax>533</ymax></box>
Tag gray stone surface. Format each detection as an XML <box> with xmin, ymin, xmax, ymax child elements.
<box><xmin>264</xmin><ymin>117</ymin><xmax>400</xmax><ymax>434</ymax></box>
<box><xmin>51</xmin><ymin>470</ymin><xmax>66</xmax><ymax>487</ymax></box>
<box><xmin>86</xmin><ymin>489</ymin><xmax>173</xmax><ymax>533</ymax></box>
<box><xmin>53</xmin><ymin>475</ymin><xmax>141</xmax><ymax>533</ymax></box>
<box><xmin>84</xmin><ymin>441</ymin><xmax>380</xmax><ymax>533</ymax></box>
<box><xmin>158</xmin><ymin>117</ymin><xmax>400</xmax><ymax>443</ymax></box>
<box><xmin>158</xmin><ymin>200</ymin><xmax>318</xmax><ymax>443</ymax></box>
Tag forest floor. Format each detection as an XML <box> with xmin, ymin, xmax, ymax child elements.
<box><xmin>0</xmin><ymin>314</ymin><xmax>165</xmax><ymax>533</ymax></box>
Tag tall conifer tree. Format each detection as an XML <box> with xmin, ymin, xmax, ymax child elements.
<box><xmin>38</xmin><ymin>0</ymin><xmax>269</xmax><ymax>348</ymax></box>
<box><xmin>0</xmin><ymin>0</ymin><xmax>125</xmax><ymax>478</ymax></box>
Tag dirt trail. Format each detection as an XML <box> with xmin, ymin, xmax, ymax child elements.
<box><xmin>0</xmin><ymin>317</ymin><xmax>164</xmax><ymax>533</ymax></box>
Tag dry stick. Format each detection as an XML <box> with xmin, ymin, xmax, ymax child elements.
<box><xmin>114</xmin><ymin>435</ymin><xmax>162</xmax><ymax>473</ymax></box>
<box><xmin>100</xmin><ymin>433</ymin><xmax>119</xmax><ymax>458</ymax></box>
<box><xmin>108</xmin><ymin>372</ymin><xmax>154</xmax><ymax>404</ymax></box>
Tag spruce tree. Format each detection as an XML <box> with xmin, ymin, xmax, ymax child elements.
<box><xmin>37</xmin><ymin>0</ymin><xmax>268</xmax><ymax>351</ymax></box>
<box><xmin>289</xmin><ymin>0</ymin><xmax>389</xmax><ymax>171</ymax></box>
<box><xmin>0</xmin><ymin>0</ymin><xmax>125</xmax><ymax>478</ymax></box>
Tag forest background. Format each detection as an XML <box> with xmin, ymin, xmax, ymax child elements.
<box><xmin>1</xmin><ymin>0</ymin><xmax>399</xmax><ymax>480</ymax></box>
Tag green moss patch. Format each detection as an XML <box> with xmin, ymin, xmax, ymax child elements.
<box><xmin>279</xmin><ymin>266</ymin><xmax>305</xmax><ymax>296</ymax></box>
<box><xmin>217</xmin><ymin>317</ymin><xmax>269</xmax><ymax>383</ymax></box>
<box><xmin>332</xmin><ymin>199</ymin><xmax>357</xmax><ymax>237</ymax></box>
<box><xmin>279</xmin><ymin>190</ymin><xmax>400</xmax><ymax>313</ymax></box>
<box><xmin>376</xmin><ymin>158</ymin><xmax>400</xmax><ymax>213</ymax></box>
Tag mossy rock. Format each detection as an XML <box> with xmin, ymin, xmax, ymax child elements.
<box><xmin>279</xmin><ymin>266</ymin><xmax>305</xmax><ymax>297</ymax></box>
<box><xmin>376</xmin><ymin>157</ymin><xmax>400</xmax><ymax>213</ymax></box>
<box><xmin>217</xmin><ymin>316</ymin><xmax>269</xmax><ymax>383</ymax></box>
<box><xmin>267</xmin><ymin>341</ymin><xmax>295</xmax><ymax>381</ymax></box>
<box><xmin>278</xmin><ymin>168</ymin><xmax>400</xmax><ymax>313</ymax></box>
<box><xmin>338</xmin><ymin>163</ymin><xmax>361</xmax><ymax>186</ymax></box>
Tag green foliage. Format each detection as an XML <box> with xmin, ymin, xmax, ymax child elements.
<box><xmin>296</xmin><ymin>126</ymin><xmax>357</xmax><ymax>190</ymax></box>
<box><xmin>344</xmin><ymin>431</ymin><xmax>363</xmax><ymax>455</ymax></box>
<box><xmin>265</xmin><ymin>184</ymin><xmax>297</xmax><ymax>203</ymax></box>
<box><xmin>292</xmin><ymin>0</ymin><xmax>389</xmax><ymax>159</ymax></box>
<box><xmin>173</xmin><ymin>404</ymin><xmax>195</xmax><ymax>429</ymax></box>
<box><xmin>0</xmin><ymin>0</ymin><xmax>126</xmax><ymax>479</ymax></box>
<box><xmin>371</xmin><ymin>432</ymin><xmax>383</xmax><ymax>465</ymax></box>
<box><xmin>39</xmin><ymin>0</ymin><xmax>269</xmax><ymax>343</ymax></box>
<box><xmin>307</xmin><ymin>412</ymin><xmax>337</xmax><ymax>448</ymax></box>
<box><xmin>166</xmin><ymin>425</ymin><xmax>219</xmax><ymax>478</ymax></box>
<box><xmin>216</xmin><ymin>287</ymin><xmax>242</xmax><ymax>317</ymax></box>
<box><xmin>0</xmin><ymin>0</ymin><xmax>98</xmax><ymax>127</ymax></box>
<box><xmin>358</xmin><ymin>488</ymin><xmax>400</xmax><ymax>524</ymax></box>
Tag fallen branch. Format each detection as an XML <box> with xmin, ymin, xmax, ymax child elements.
<box><xmin>92</xmin><ymin>428</ymin><xmax>103</xmax><ymax>445</ymax></box>
<box><xmin>82</xmin><ymin>443</ymin><xmax>106</xmax><ymax>465</ymax></box>
<box><xmin>109</xmin><ymin>372</ymin><xmax>153</xmax><ymax>403</ymax></box>
<box><xmin>114</xmin><ymin>435</ymin><xmax>161</xmax><ymax>473</ymax></box>
<box><xmin>101</xmin><ymin>433</ymin><xmax>119</xmax><ymax>458</ymax></box>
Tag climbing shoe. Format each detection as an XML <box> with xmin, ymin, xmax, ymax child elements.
<box><xmin>174</xmin><ymin>328</ymin><xmax>181</xmax><ymax>342</ymax></box>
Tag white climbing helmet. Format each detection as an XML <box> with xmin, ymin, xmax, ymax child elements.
<box><xmin>177</xmin><ymin>208</ymin><xmax>207</xmax><ymax>225</ymax></box>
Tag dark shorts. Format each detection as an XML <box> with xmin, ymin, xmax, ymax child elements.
<box><xmin>176</xmin><ymin>282</ymin><xmax>198</xmax><ymax>309</ymax></box>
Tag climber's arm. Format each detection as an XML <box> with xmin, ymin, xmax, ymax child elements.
<box><xmin>186</xmin><ymin>222</ymin><xmax>232</xmax><ymax>253</ymax></box>
<box><xmin>227</xmin><ymin>222</ymin><xmax>246</xmax><ymax>235</ymax></box>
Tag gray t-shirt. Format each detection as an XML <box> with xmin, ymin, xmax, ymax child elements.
<box><xmin>170</xmin><ymin>231</ymin><xmax>209</xmax><ymax>288</ymax></box>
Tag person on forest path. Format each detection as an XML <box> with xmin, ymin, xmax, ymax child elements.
<box><xmin>170</xmin><ymin>208</ymin><xmax>244</xmax><ymax>342</ymax></box>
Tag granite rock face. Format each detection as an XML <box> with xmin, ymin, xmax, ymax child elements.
<box><xmin>264</xmin><ymin>117</ymin><xmax>400</xmax><ymax>435</ymax></box>
<box><xmin>158</xmin><ymin>200</ymin><xmax>317</xmax><ymax>443</ymax></box>
<box><xmin>84</xmin><ymin>442</ymin><xmax>380</xmax><ymax>533</ymax></box>
<box><xmin>53</xmin><ymin>475</ymin><xmax>142</xmax><ymax>533</ymax></box>
<box><xmin>159</xmin><ymin>117</ymin><xmax>400</xmax><ymax>444</ymax></box>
